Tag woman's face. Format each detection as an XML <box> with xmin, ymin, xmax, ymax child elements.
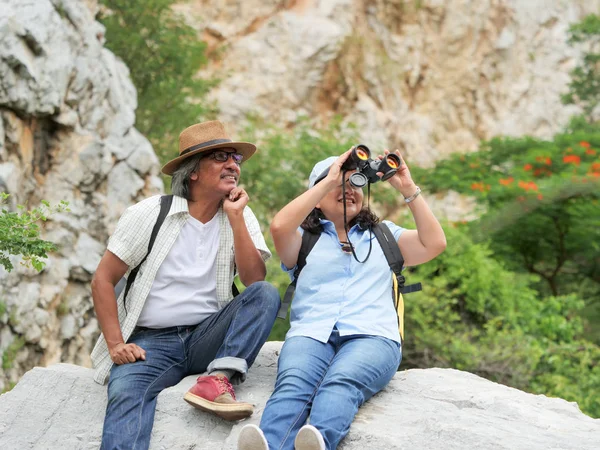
<box><xmin>317</xmin><ymin>171</ymin><xmax>364</xmax><ymax>222</ymax></box>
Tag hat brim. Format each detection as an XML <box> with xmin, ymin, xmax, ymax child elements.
<box><xmin>161</xmin><ymin>142</ymin><xmax>257</xmax><ymax>175</ymax></box>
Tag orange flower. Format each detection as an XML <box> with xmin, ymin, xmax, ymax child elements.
<box><xmin>544</xmin><ymin>157</ymin><xmax>552</xmax><ymax>165</ymax></box>
<box><xmin>524</xmin><ymin>164</ymin><xmax>532</xmax><ymax>171</ymax></box>
<box><xmin>586</xmin><ymin>149</ymin><xmax>596</xmax><ymax>155</ymax></box>
<box><xmin>591</xmin><ymin>162</ymin><xmax>600</xmax><ymax>171</ymax></box>
<box><xmin>518</xmin><ymin>180</ymin><xmax>538</xmax><ymax>191</ymax></box>
<box><xmin>535</xmin><ymin>156</ymin><xmax>551</xmax><ymax>164</ymax></box>
<box><xmin>580</xmin><ymin>141</ymin><xmax>591</xmax><ymax>148</ymax></box>
<box><xmin>537</xmin><ymin>194</ymin><xmax>543</xmax><ymax>200</ymax></box>
<box><xmin>563</xmin><ymin>155</ymin><xmax>581</xmax><ymax>165</ymax></box>
<box><xmin>499</xmin><ymin>177</ymin><xmax>514</xmax><ymax>186</ymax></box>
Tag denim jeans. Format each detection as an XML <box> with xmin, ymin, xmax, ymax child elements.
<box><xmin>100</xmin><ymin>281</ymin><xmax>280</xmax><ymax>450</ymax></box>
<box><xmin>259</xmin><ymin>329</ymin><xmax>401</xmax><ymax>450</ymax></box>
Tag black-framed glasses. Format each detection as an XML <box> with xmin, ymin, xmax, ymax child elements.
<box><xmin>204</xmin><ymin>150</ymin><xmax>244</xmax><ymax>165</ymax></box>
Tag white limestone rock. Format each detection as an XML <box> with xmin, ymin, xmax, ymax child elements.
<box><xmin>0</xmin><ymin>342</ymin><xmax>598</xmax><ymax>449</ymax></box>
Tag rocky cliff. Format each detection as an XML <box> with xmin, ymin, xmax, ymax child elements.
<box><xmin>0</xmin><ymin>0</ymin><xmax>162</xmax><ymax>391</ymax></box>
<box><xmin>0</xmin><ymin>0</ymin><xmax>598</xmax><ymax>396</ymax></box>
<box><xmin>179</xmin><ymin>0</ymin><xmax>598</xmax><ymax>166</ymax></box>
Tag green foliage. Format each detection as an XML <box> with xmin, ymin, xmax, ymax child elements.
<box><xmin>412</xmin><ymin>126</ymin><xmax>600</xmax><ymax>304</ymax></box>
<box><xmin>404</xmin><ymin>225</ymin><xmax>599</xmax><ymax>418</ymax></box>
<box><xmin>0</xmin><ymin>193</ymin><xmax>69</xmax><ymax>272</ymax></box>
<box><xmin>99</xmin><ymin>0</ymin><xmax>217</xmax><ymax>163</ymax></box>
<box><xmin>562</xmin><ymin>14</ymin><xmax>600</xmax><ymax>120</ymax></box>
<box><xmin>2</xmin><ymin>336</ymin><xmax>25</xmax><ymax>370</ymax></box>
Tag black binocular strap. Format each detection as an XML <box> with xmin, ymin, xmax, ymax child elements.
<box><xmin>123</xmin><ymin>194</ymin><xmax>174</xmax><ymax>313</ymax></box>
<box><xmin>372</xmin><ymin>223</ymin><xmax>422</xmax><ymax>294</ymax></box>
<box><xmin>278</xmin><ymin>231</ymin><xmax>321</xmax><ymax>319</ymax></box>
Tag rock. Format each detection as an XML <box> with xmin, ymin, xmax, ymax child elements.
<box><xmin>0</xmin><ymin>342</ymin><xmax>598</xmax><ymax>449</ymax></box>
<box><xmin>0</xmin><ymin>0</ymin><xmax>162</xmax><ymax>391</ymax></box>
<box><xmin>189</xmin><ymin>0</ymin><xmax>599</xmax><ymax>167</ymax></box>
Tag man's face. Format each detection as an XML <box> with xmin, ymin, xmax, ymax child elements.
<box><xmin>191</xmin><ymin>148</ymin><xmax>242</xmax><ymax>196</ymax></box>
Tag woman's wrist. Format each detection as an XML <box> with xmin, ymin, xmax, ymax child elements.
<box><xmin>399</xmin><ymin>182</ymin><xmax>418</xmax><ymax>199</ymax></box>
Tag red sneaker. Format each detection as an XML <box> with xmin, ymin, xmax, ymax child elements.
<box><xmin>184</xmin><ymin>375</ymin><xmax>253</xmax><ymax>421</ymax></box>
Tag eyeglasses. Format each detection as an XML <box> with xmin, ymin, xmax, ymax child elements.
<box><xmin>204</xmin><ymin>150</ymin><xmax>244</xmax><ymax>165</ymax></box>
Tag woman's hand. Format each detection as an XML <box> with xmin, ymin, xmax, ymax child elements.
<box><xmin>322</xmin><ymin>148</ymin><xmax>354</xmax><ymax>188</ymax></box>
<box><xmin>377</xmin><ymin>149</ymin><xmax>418</xmax><ymax>198</ymax></box>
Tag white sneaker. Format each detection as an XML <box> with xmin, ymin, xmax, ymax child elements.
<box><xmin>294</xmin><ymin>424</ymin><xmax>326</xmax><ymax>450</ymax></box>
<box><xmin>238</xmin><ymin>424</ymin><xmax>268</xmax><ymax>450</ymax></box>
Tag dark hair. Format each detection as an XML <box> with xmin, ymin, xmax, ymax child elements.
<box><xmin>301</xmin><ymin>207</ymin><xmax>380</xmax><ymax>233</ymax></box>
<box><xmin>170</xmin><ymin>153</ymin><xmax>204</xmax><ymax>200</ymax></box>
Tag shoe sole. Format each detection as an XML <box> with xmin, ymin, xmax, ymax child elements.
<box><xmin>183</xmin><ymin>392</ymin><xmax>253</xmax><ymax>421</ymax></box>
<box><xmin>238</xmin><ymin>425</ymin><xmax>268</xmax><ymax>450</ymax></box>
<box><xmin>295</xmin><ymin>425</ymin><xmax>325</xmax><ymax>450</ymax></box>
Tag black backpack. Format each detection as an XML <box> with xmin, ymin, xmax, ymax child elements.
<box><xmin>277</xmin><ymin>223</ymin><xmax>422</xmax><ymax>340</ymax></box>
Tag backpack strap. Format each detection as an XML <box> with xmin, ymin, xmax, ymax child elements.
<box><xmin>277</xmin><ymin>230</ymin><xmax>321</xmax><ymax>319</ymax></box>
<box><xmin>372</xmin><ymin>223</ymin><xmax>422</xmax><ymax>341</ymax></box>
<box><xmin>232</xmin><ymin>264</ymin><xmax>240</xmax><ymax>297</ymax></box>
<box><xmin>123</xmin><ymin>195</ymin><xmax>173</xmax><ymax>312</ymax></box>
<box><xmin>372</xmin><ymin>223</ymin><xmax>422</xmax><ymax>294</ymax></box>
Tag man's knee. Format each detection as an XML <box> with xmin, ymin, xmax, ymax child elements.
<box><xmin>242</xmin><ymin>281</ymin><xmax>280</xmax><ymax>314</ymax></box>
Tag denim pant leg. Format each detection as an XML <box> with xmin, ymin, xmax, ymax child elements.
<box><xmin>260</xmin><ymin>336</ymin><xmax>336</xmax><ymax>450</ymax></box>
<box><xmin>186</xmin><ymin>281</ymin><xmax>280</xmax><ymax>382</ymax></box>
<box><xmin>100</xmin><ymin>328</ymin><xmax>187</xmax><ymax>450</ymax></box>
<box><xmin>308</xmin><ymin>335</ymin><xmax>401</xmax><ymax>450</ymax></box>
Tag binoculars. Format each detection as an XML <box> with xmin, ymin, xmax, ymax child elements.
<box><xmin>342</xmin><ymin>145</ymin><xmax>401</xmax><ymax>188</ymax></box>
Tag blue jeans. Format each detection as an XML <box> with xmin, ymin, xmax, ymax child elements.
<box><xmin>259</xmin><ymin>329</ymin><xmax>401</xmax><ymax>450</ymax></box>
<box><xmin>100</xmin><ymin>281</ymin><xmax>280</xmax><ymax>450</ymax></box>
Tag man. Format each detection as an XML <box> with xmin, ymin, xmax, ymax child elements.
<box><xmin>90</xmin><ymin>120</ymin><xmax>280</xmax><ymax>449</ymax></box>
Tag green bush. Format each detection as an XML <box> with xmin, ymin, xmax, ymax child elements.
<box><xmin>0</xmin><ymin>193</ymin><xmax>69</xmax><ymax>272</ymax></box>
<box><xmin>404</xmin><ymin>225</ymin><xmax>599</xmax><ymax>418</ymax></box>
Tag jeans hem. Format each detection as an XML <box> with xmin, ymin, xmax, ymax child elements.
<box><xmin>207</xmin><ymin>356</ymin><xmax>248</xmax><ymax>383</ymax></box>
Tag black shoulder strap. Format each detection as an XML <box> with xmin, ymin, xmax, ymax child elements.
<box><xmin>277</xmin><ymin>230</ymin><xmax>320</xmax><ymax>319</ymax></box>
<box><xmin>123</xmin><ymin>195</ymin><xmax>173</xmax><ymax>311</ymax></box>
<box><xmin>372</xmin><ymin>223</ymin><xmax>422</xmax><ymax>294</ymax></box>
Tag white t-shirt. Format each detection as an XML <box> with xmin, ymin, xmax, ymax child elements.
<box><xmin>136</xmin><ymin>213</ymin><xmax>221</xmax><ymax>328</ymax></box>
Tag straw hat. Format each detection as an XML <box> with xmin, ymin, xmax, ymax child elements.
<box><xmin>161</xmin><ymin>120</ymin><xmax>256</xmax><ymax>175</ymax></box>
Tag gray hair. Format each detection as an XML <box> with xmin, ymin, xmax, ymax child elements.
<box><xmin>170</xmin><ymin>154</ymin><xmax>204</xmax><ymax>199</ymax></box>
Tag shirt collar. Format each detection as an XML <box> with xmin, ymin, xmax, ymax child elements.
<box><xmin>318</xmin><ymin>218</ymin><xmax>361</xmax><ymax>233</ymax></box>
<box><xmin>169</xmin><ymin>195</ymin><xmax>224</xmax><ymax>221</ymax></box>
<box><xmin>168</xmin><ymin>195</ymin><xmax>190</xmax><ymax>216</ymax></box>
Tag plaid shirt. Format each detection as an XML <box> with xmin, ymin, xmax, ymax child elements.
<box><xmin>90</xmin><ymin>195</ymin><xmax>271</xmax><ymax>384</ymax></box>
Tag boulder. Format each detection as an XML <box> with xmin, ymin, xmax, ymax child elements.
<box><xmin>0</xmin><ymin>342</ymin><xmax>598</xmax><ymax>449</ymax></box>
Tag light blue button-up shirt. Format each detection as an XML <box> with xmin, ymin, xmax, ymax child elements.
<box><xmin>283</xmin><ymin>219</ymin><xmax>405</xmax><ymax>344</ymax></box>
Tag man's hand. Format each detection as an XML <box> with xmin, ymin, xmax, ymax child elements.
<box><xmin>109</xmin><ymin>342</ymin><xmax>146</xmax><ymax>365</ymax></box>
<box><xmin>223</xmin><ymin>187</ymin><xmax>249</xmax><ymax>218</ymax></box>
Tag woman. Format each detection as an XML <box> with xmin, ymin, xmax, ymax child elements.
<box><xmin>238</xmin><ymin>148</ymin><xmax>446</xmax><ymax>450</ymax></box>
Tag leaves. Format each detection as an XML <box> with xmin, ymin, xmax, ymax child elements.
<box><xmin>0</xmin><ymin>194</ymin><xmax>69</xmax><ymax>272</ymax></box>
<box><xmin>99</xmin><ymin>0</ymin><xmax>217</xmax><ymax>164</ymax></box>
